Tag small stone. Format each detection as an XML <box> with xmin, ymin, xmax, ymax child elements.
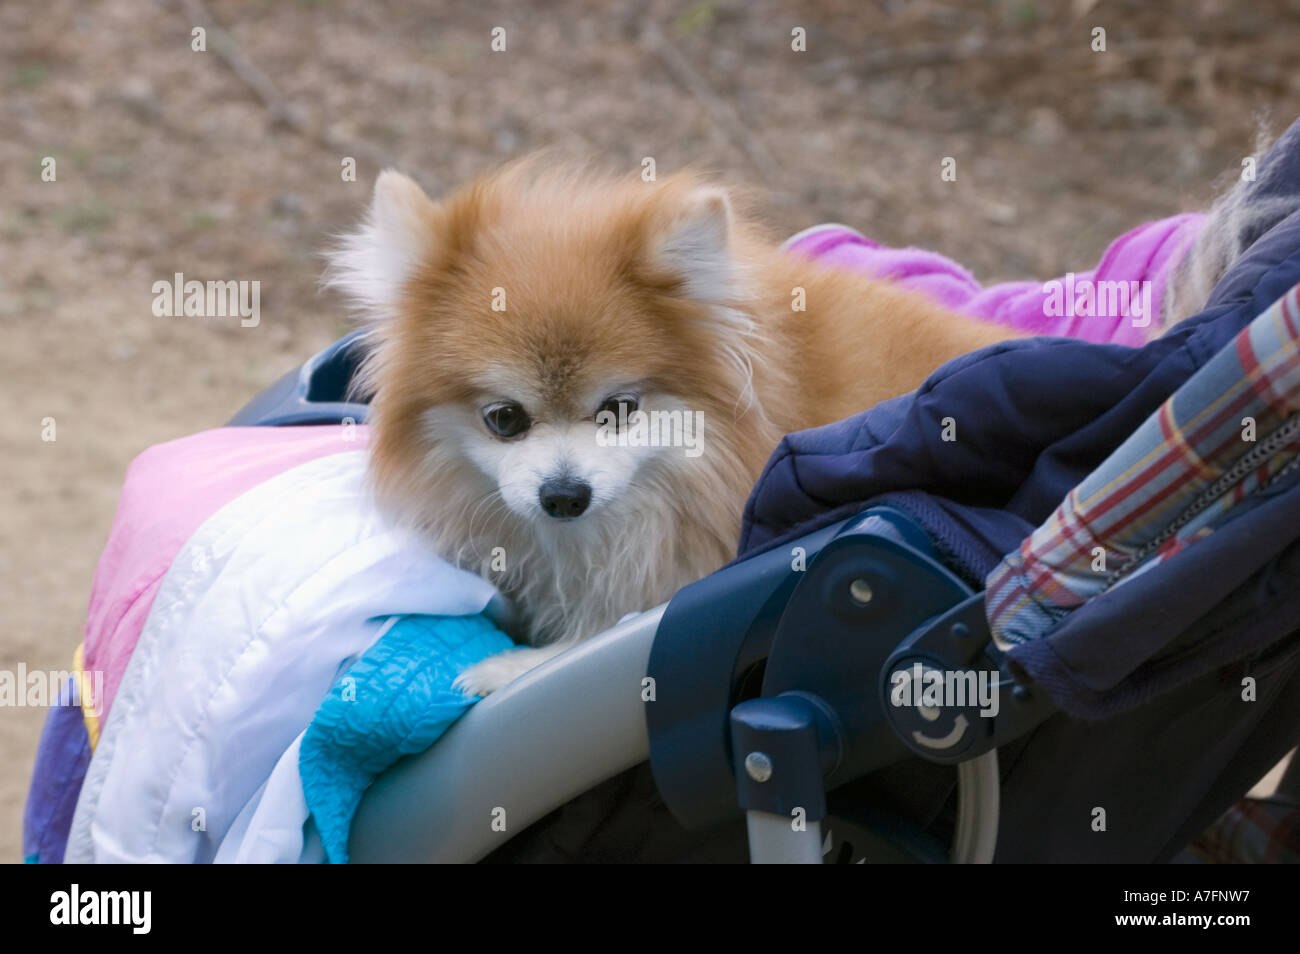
<box><xmin>1026</xmin><ymin>107</ymin><xmax>1065</xmax><ymax>146</ymax></box>
<box><xmin>272</xmin><ymin>193</ymin><xmax>304</xmax><ymax>218</ymax></box>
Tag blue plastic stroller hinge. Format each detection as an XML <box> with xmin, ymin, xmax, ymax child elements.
<box><xmin>729</xmin><ymin>693</ymin><xmax>842</xmax><ymax>821</ymax></box>
<box><xmin>881</xmin><ymin>593</ymin><xmax>1055</xmax><ymax>765</ymax></box>
<box><xmin>729</xmin><ymin>693</ymin><xmax>844</xmax><ymax>864</ymax></box>
<box><xmin>757</xmin><ymin>508</ymin><xmax>976</xmax><ymax>785</ymax></box>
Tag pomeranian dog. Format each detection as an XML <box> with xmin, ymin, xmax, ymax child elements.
<box><xmin>327</xmin><ymin>158</ymin><xmax>1016</xmax><ymax>694</ymax></box>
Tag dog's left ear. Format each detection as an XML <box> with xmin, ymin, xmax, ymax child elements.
<box><xmin>648</xmin><ymin>186</ymin><xmax>734</xmax><ymax>302</ymax></box>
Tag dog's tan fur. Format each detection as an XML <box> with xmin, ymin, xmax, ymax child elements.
<box><xmin>329</xmin><ymin>159</ymin><xmax>1018</xmax><ymax>692</ymax></box>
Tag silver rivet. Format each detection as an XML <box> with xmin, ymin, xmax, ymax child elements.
<box><xmin>849</xmin><ymin>578</ymin><xmax>874</xmax><ymax>605</ymax></box>
<box><xmin>744</xmin><ymin>751</ymin><xmax>773</xmax><ymax>782</ymax></box>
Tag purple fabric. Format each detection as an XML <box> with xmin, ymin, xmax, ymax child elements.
<box><xmin>22</xmin><ymin>680</ymin><xmax>91</xmax><ymax>863</ymax></box>
<box><xmin>784</xmin><ymin>214</ymin><xmax>1205</xmax><ymax>347</ymax></box>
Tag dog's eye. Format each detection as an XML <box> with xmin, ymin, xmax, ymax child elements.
<box><xmin>596</xmin><ymin>394</ymin><xmax>638</xmax><ymax>429</ymax></box>
<box><xmin>482</xmin><ymin>402</ymin><xmax>531</xmax><ymax>438</ymax></box>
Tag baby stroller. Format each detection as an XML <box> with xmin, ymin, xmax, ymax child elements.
<box><xmin>225</xmin><ymin>276</ymin><xmax>1300</xmax><ymax>864</ymax></box>
<box><xmin>220</xmin><ymin>128</ymin><xmax>1300</xmax><ymax>864</ymax></box>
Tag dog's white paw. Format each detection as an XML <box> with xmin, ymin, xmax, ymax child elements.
<box><xmin>453</xmin><ymin>646</ymin><xmax>563</xmax><ymax>697</ymax></box>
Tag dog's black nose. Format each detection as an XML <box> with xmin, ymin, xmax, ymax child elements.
<box><xmin>538</xmin><ymin>477</ymin><xmax>592</xmax><ymax>519</ymax></box>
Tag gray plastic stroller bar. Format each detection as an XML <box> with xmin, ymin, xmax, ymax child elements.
<box><xmin>955</xmin><ymin>751</ymin><xmax>1000</xmax><ymax>864</ymax></box>
<box><xmin>747</xmin><ymin>812</ymin><xmax>824</xmax><ymax>863</ymax></box>
<box><xmin>349</xmin><ymin>605</ymin><xmax>665</xmax><ymax>863</ymax></box>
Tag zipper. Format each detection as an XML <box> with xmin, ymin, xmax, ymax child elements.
<box><xmin>1102</xmin><ymin>412</ymin><xmax>1300</xmax><ymax>592</ymax></box>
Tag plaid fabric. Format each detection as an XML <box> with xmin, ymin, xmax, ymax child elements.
<box><xmin>987</xmin><ymin>281</ymin><xmax>1300</xmax><ymax>647</ymax></box>
<box><xmin>1180</xmin><ymin>796</ymin><xmax>1300</xmax><ymax>863</ymax></box>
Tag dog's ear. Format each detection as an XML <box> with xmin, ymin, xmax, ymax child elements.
<box><xmin>646</xmin><ymin>186</ymin><xmax>735</xmax><ymax>303</ymax></box>
<box><xmin>325</xmin><ymin>170</ymin><xmax>438</xmax><ymax>322</ymax></box>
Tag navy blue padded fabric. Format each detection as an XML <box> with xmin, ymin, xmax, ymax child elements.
<box><xmin>737</xmin><ymin>118</ymin><xmax>1300</xmax><ymax>722</ymax></box>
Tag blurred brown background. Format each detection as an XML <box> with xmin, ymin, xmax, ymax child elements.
<box><xmin>2</xmin><ymin>0</ymin><xmax>1299</xmax><ymax>860</ymax></box>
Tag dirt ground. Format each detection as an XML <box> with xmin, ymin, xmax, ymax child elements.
<box><xmin>3</xmin><ymin>0</ymin><xmax>1299</xmax><ymax>861</ymax></box>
